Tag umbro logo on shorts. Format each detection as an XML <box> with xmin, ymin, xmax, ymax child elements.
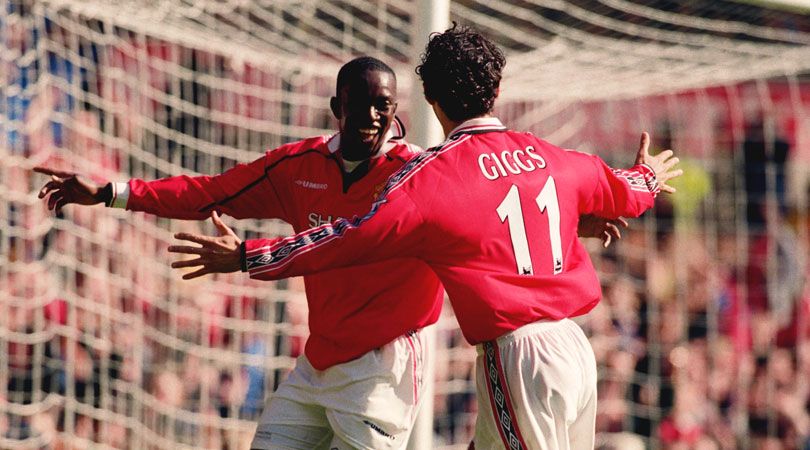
<box><xmin>362</xmin><ymin>420</ymin><xmax>395</xmax><ymax>440</ymax></box>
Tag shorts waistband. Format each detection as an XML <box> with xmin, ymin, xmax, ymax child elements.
<box><xmin>475</xmin><ymin>318</ymin><xmax>571</xmax><ymax>355</ymax></box>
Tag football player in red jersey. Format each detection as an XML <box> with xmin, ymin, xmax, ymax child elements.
<box><xmin>36</xmin><ymin>55</ymin><xmax>628</xmax><ymax>450</ymax></box>
<box><xmin>170</xmin><ymin>25</ymin><xmax>681</xmax><ymax>449</ymax></box>
<box><xmin>36</xmin><ymin>57</ymin><xmax>440</xmax><ymax>450</ymax></box>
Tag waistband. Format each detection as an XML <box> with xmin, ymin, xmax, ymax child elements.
<box><xmin>475</xmin><ymin>318</ymin><xmax>574</xmax><ymax>355</ymax></box>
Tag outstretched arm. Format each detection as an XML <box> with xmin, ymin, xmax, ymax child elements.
<box><xmin>35</xmin><ymin>153</ymin><xmax>285</xmax><ymax>221</ymax></box>
<box><xmin>170</xmin><ymin>202</ymin><xmax>627</xmax><ymax>282</ymax></box>
<box><xmin>169</xmin><ymin>188</ymin><xmax>427</xmax><ymax>281</ymax></box>
<box><xmin>577</xmin><ymin>132</ymin><xmax>679</xmax><ymax>248</ymax></box>
<box><xmin>582</xmin><ymin>132</ymin><xmax>682</xmax><ymax>219</ymax></box>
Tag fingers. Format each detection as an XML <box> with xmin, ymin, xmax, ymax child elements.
<box><xmin>606</xmin><ymin>222</ymin><xmax>622</xmax><ymax>240</ymax></box>
<box><xmin>659</xmin><ymin>149</ymin><xmax>675</xmax><ymax>160</ymax></box>
<box><xmin>170</xmin><ymin>257</ymin><xmax>204</xmax><ymax>269</ymax></box>
<box><xmin>53</xmin><ymin>197</ymin><xmax>68</xmax><ymax>213</ymax></box>
<box><xmin>657</xmin><ymin>167</ymin><xmax>683</xmax><ymax>195</ymax></box>
<box><xmin>182</xmin><ymin>267</ymin><xmax>211</xmax><ymax>280</ymax></box>
<box><xmin>210</xmin><ymin>211</ymin><xmax>230</xmax><ymax>236</ymax></box>
<box><xmin>211</xmin><ymin>210</ymin><xmax>224</xmax><ymax>229</ymax></box>
<box><xmin>47</xmin><ymin>192</ymin><xmax>63</xmax><ymax>210</ymax></box>
<box><xmin>602</xmin><ymin>232</ymin><xmax>612</xmax><ymax>248</ymax></box>
<box><xmin>33</xmin><ymin>166</ymin><xmax>74</xmax><ymax>178</ymax></box>
<box><xmin>635</xmin><ymin>132</ymin><xmax>650</xmax><ymax>165</ymax></box>
<box><xmin>663</xmin><ymin>168</ymin><xmax>684</xmax><ymax>180</ymax></box>
<box><xmin>663</xmin><ymin>156</ymin><xmax>680</xmax><ymax>171</ymax></box>
<box><xmin>167</xmin><ymin>245</ymin><xmax>211</xmax><ymax>256</ymax></box>
<box><xmin>174</xmin><ymin>232</ymin><xmax>218</xmax><ymax>247</ymax></box>
<box><xmin>639</xmin><ymin>132</ymin><xmax>650</xmax><ymax>153</ymax></box>
<box><xmin>660</xmin><ymin>184</ymin><xmax>677</xmax><ymax>194</ymax></box>
<box><xmin>601</xmin><ymin>217</ymin><xmax>629</xmax><ymax>248</ymax></box>
<box><xmin>39</xmin><ymin>180</ymin><xmax>62</xmax><ymax>199</ymax></box>
<box><xmin>210</xmin><ymin>210</ymin><xmax>240</xmax><ymax>239</ymax></box>
<box><xmin>601</xmin><ymin>223</ymin><xmax>622</xmax><ymax>248</ymax></box>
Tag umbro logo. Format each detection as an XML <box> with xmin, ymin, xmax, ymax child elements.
<box><xmin>294</xmin><ymin>179</ymin><xmax>328</xmax><ymax>190</ymax></box>
<box><xmin>363</xmin><ymin>420</ymin><xmax>395</xmax><ymax>440</ymax></box>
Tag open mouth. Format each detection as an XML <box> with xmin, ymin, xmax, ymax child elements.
<box><xmin>357</xmin><ymin>128</ymin><xmax>379</xmax><ymax>143</ymax></box>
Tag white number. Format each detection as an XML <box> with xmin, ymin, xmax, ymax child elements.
<box><xmin>536</xmin><ymin>177</ymin><xmax>563</xmax><ymax>274</ymax></box>
<box><xmin>496</xmin><ymin>177</ymin><xmax>563</xmax><ymax>275</ymax></box>
<box><xmin>497</xmin><ymin>185</ymin><xmax>533</xmax><ymax>275</ymax></box>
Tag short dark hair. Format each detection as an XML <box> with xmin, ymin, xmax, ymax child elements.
<box><xmin>415</xmin><ymin>23</ymin><xmax>505</xmax><ymax>122</ymax></box>
<box><xmin>336</xmin><ymin>56</ymin><xmax>396</xmax><ymax>93</ymax></box>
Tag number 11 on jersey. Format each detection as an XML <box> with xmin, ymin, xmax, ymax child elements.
<box><xmin>496</xmin><ymin>177</ymin><xmax>563</xmax><ymax>275</ymax></box>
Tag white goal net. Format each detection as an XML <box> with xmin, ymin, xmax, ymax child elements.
<box><xmin>2</xmin><ymin>1</ymin><xmax>810</xmax><ymax>449</ymax></box>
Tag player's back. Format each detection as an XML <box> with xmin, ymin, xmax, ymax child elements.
<box><xmin>405</xmin><ymin>119</ymin><xmax>656</xmax><ymax>344</ymax></box>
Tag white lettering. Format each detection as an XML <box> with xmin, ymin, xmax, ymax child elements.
<box><xmin>500</xmin><ymin>150</ymin><xmax>521</xmax><ymax>175</ymax></box>
<box><xmin>491</xmin><ymin>153</ymin><xmax>508</xmax><ymax>177</ymax></box>
<box><xmin>477</xmin><ymin>146</ymin><xmax>547</xmax><ymax>180</ymax></box>
<box><xmin>513</xmin><ymin>149</ymin><xmax>535</xmax><ymax>172</ymax></box>
<box><xmin>308</xmin><ymin>213</ymin><xmax>334</xmax><ymax>227</ymax></box>
<box><xmin>478</xmin><ymin>153</ymin><xmax>500</xmax><ymax>181</ymax></box>
<box><xmin>525</xmin><ymin>146</ymin><xmax>546</xmax><ymax>168</ymax></box>
<box><xmin>296</xmin><ymin>180</ymin><xmax>328</xmax><ymax>190</ymax></box>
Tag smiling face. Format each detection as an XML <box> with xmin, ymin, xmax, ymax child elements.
<box><xmin>331</xmin><ymin>69</ymin><xmax>398</xmax><ymax>161</ymax></box>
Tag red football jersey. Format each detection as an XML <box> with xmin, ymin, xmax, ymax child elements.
<box><xmin>121</xmin><ymin>121</ymin><xmax>444</xmax><ymax>369</ymax></box>
<box><xmin>243</xmin><ymin>118</ymin><xmax>660</xmax><ymax>345</ymax></box>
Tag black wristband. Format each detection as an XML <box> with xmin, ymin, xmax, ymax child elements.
<box><xmin>102</xmin><ymin>183</ymin><xmax>114</xmax><ymax>207</ymax></box>
<box><xmin>240</xmin><ymin>241</ymin><xmax>248</xmax><ymax>272</ymax></box>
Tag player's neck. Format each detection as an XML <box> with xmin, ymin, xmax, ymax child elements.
<box><xmin>431</xmin><ymin>102</ymin><xmax>491</xmax><ymax>138</ymax></box>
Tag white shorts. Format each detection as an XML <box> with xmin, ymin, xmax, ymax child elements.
<box><xmin>251</xmin><ymin>329</ymin><xmax>428</xmax><ymax>450</ymax></box>
<box><xmin>473</xmin><ymin>318</ymin><xmax>597</xmax><ymax>450</ymax></box>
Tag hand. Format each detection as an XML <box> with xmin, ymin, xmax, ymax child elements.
<box><xmin>168</xmin><ymin>211</ymin><xmax>243</xmax><ymax>280</ymax></box>
<box><xmin>34</xmin><ymin>166</ymin><xmax>108</xmax><ymax>212</ymax></box>
<box><xmin>578</xmin><ymin>215</ymin><xmax>629</xmax><ymax>248</ymax></box>
<box><xmin>634</xmin><ymin>132</ymin><xmax>682</xmax><ymax>194</ymax></box>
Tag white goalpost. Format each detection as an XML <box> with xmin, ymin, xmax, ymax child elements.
<box><xmin>2</xmin><ymin>1</ymin><xmax>810</xmax><ymax>449</ymax></box>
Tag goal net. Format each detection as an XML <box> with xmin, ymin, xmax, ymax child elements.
<box><xmin>2</xmin><ymin>1</ymin><xmax>809</xmax><ymax>449</ymax></box>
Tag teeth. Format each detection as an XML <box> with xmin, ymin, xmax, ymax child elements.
<box><xmin>359</xmin><ymin>129</ymin><xmax>377</xmax><ymax>135</ymax></box>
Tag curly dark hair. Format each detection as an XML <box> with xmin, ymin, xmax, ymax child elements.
<box><xmin>415</xmin><ymin>23</ymin><xmax>505</xmax><ymax>122</ymax></box>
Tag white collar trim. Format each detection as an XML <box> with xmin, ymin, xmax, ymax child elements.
<box><xmin>446</xmin><ymin>117</ymin><xmax>505</xmax><ymax>139</ymax></box>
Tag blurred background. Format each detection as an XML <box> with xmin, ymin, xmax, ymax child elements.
<box><xmin>1</xmin><ymin>0</ymin><xmax>810</xmax><ymax>449</ymax></box>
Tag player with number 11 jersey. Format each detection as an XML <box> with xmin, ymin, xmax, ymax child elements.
<box><xmin>241</xmin><ymin>117</ymin><xmax>659</xmax><ymax>343</ymax></box>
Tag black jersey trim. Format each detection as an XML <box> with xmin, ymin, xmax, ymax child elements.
<box><xmin>197</xmin><ymin>148</ymin><xmax>339</xmax><ymax>213</ymax></box>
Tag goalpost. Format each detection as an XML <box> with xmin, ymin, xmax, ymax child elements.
<box><xmin>2</xmin><ymin>1</ymin><xmax>810</xmax><ymax>449</ymax></box>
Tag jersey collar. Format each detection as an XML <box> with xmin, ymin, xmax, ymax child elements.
<box><xmin>445</xmin><ymin>117</ymin><xmax>507</xmax><ymax>142</ymax></box>
<box><xmin>327</xmin><ymin>115</ymin><xmax>406</xmax><ymax>157</ymax></box>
